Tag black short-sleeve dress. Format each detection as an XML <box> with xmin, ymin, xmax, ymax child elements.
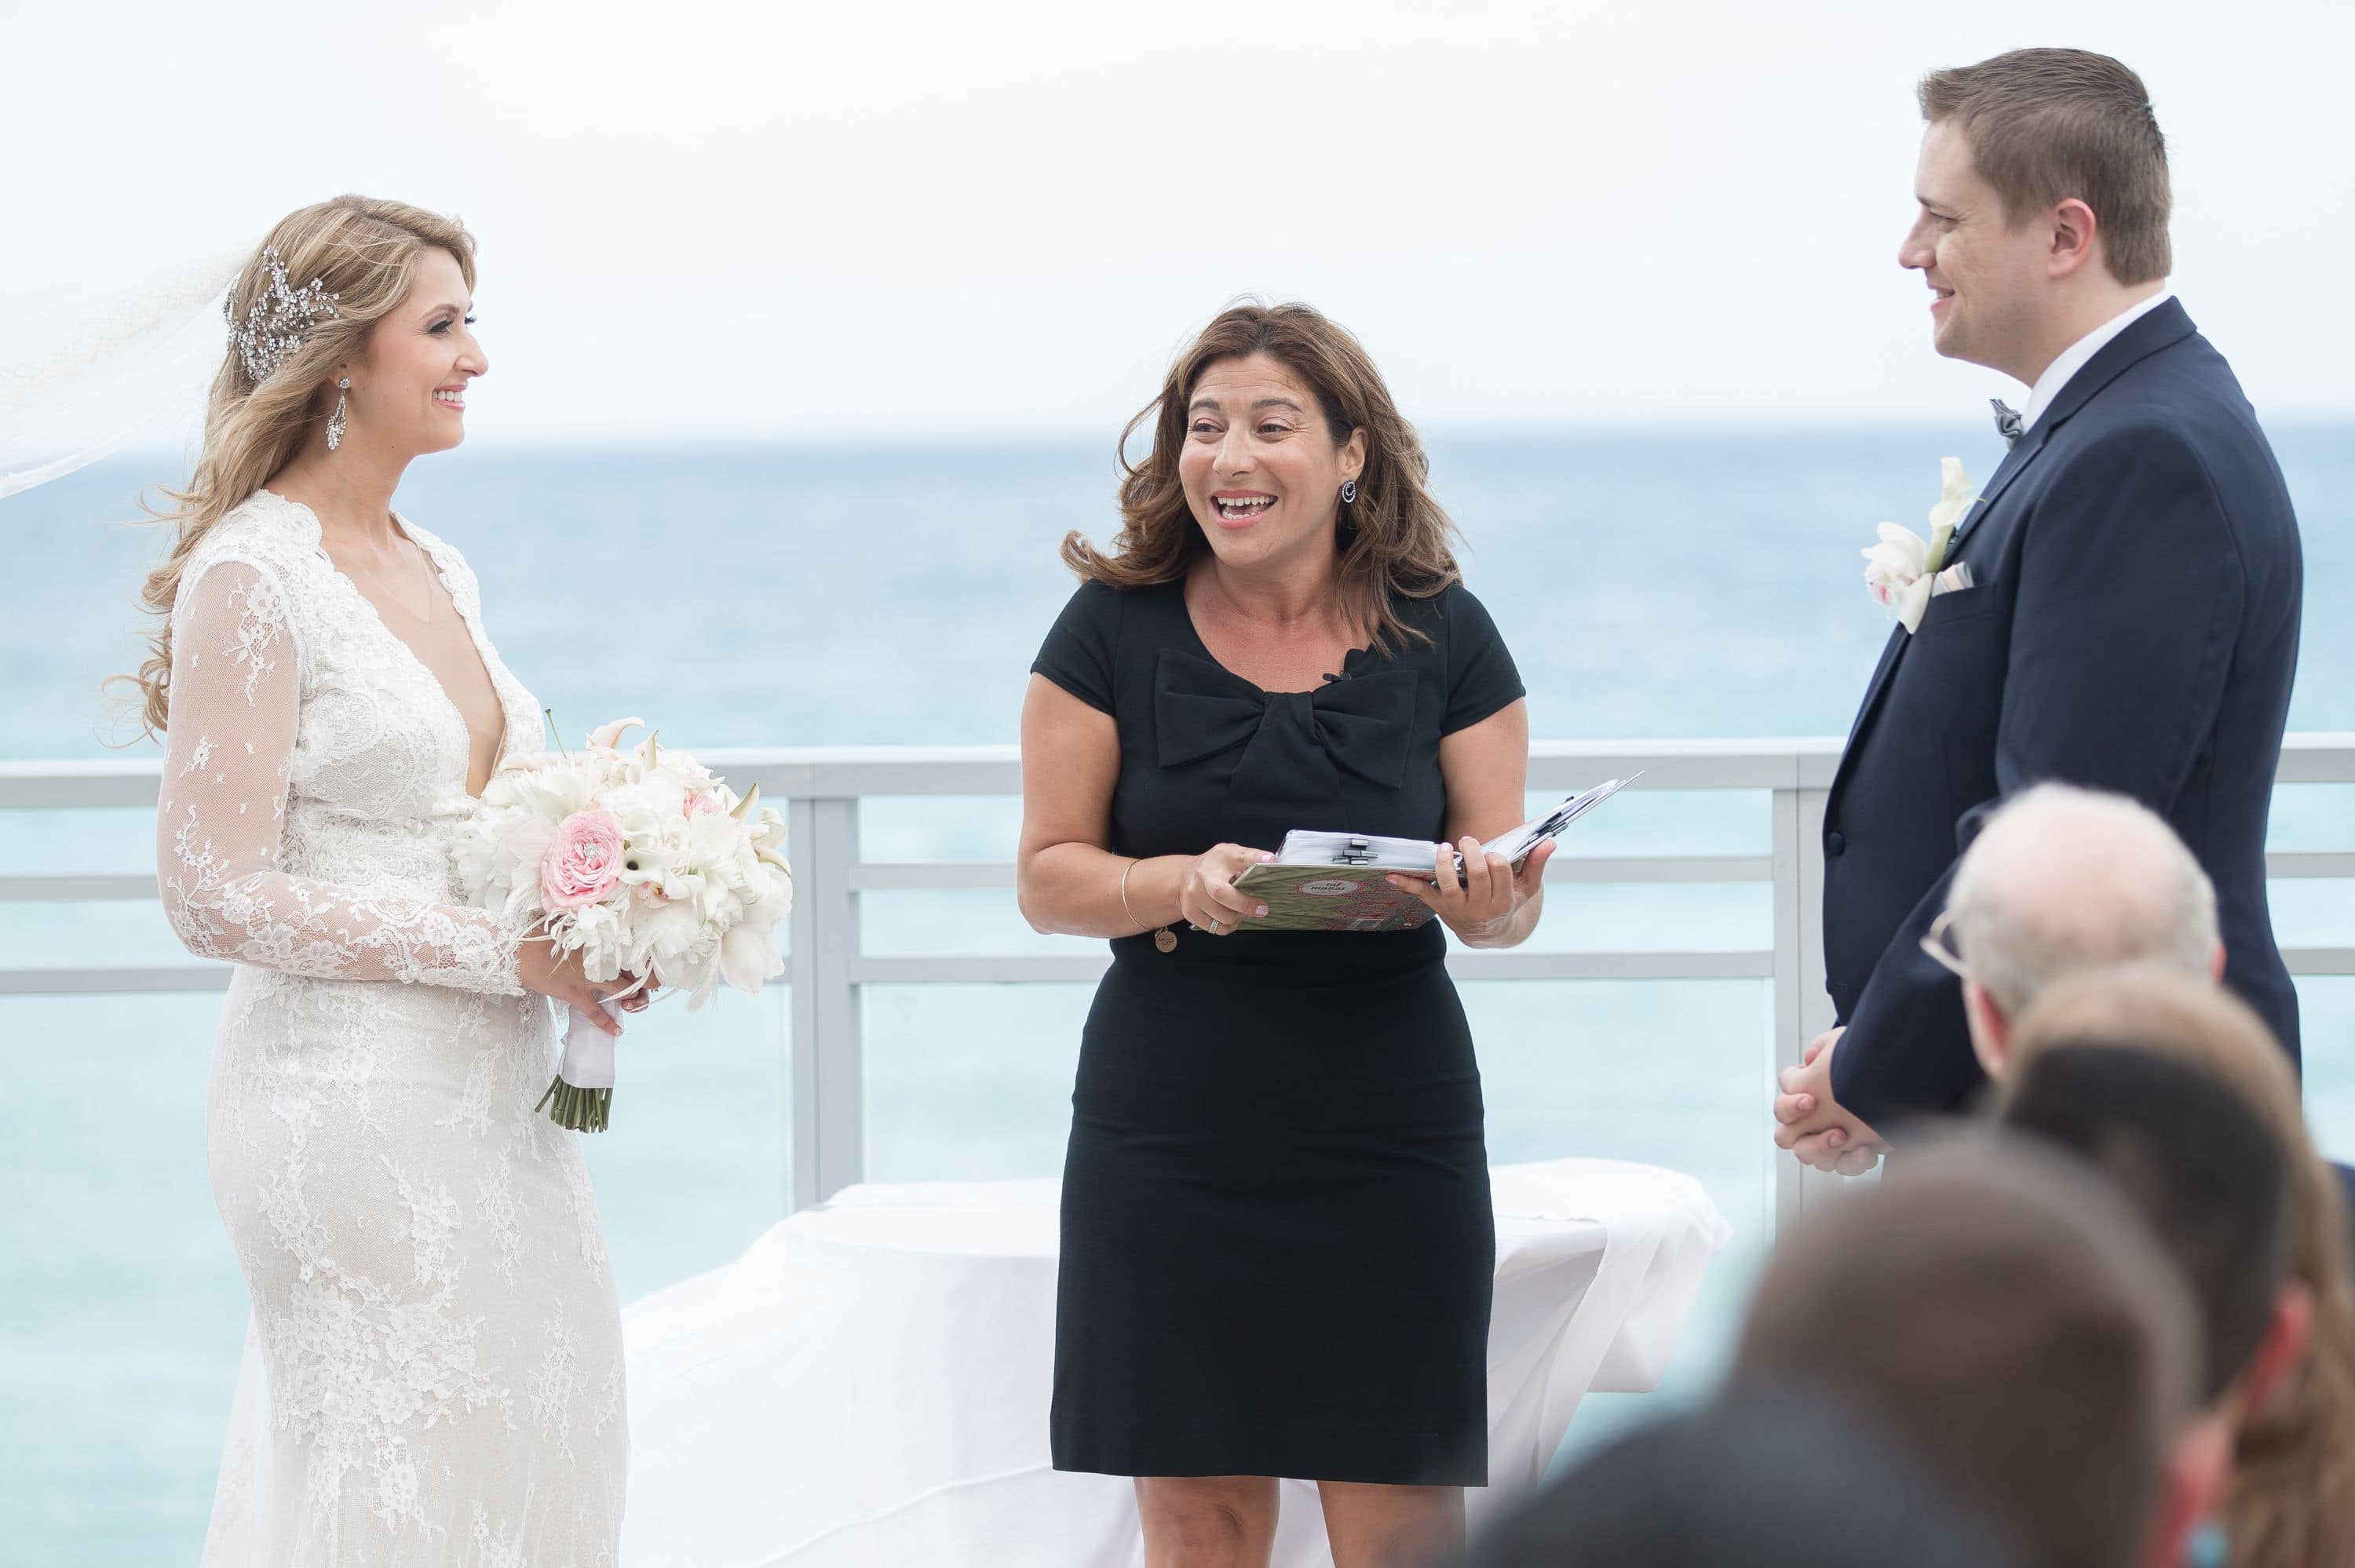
<box><xmin>1032</xmin><ymin>574</ymin><xmax>1524</xmax><ymax>1486</ymax></box>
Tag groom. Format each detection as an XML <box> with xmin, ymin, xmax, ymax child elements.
<box><xmin>1774</xmin><ymin>48</ymin><xmax>2304</xmax><ymax>1173</ymax></box>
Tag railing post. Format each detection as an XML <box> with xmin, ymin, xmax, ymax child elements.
<box><xmin>1770</xmin><ymin>787</ymin><xmax>1804</xmax><ymax>1234</ymax></box>
<box><xmin>788</xmin><ymin>794</ymin><xmax>864</xmax><ymax>1210</ymax></box>
<box><xmin>1770</xmin><ymin>783</ymin><xmax>1837</xmax><ymax>1235</ymax></box>
<box><xmin>1794</xmin><ymin>787</ymin><xmax>1838</xmax><ymax>1216</ymax></box>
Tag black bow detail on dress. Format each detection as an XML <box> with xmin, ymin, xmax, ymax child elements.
<box><xmin>1153</xmin><ymin>647</ymin><xmax>1418</xmax><ymax>800</ymax></box>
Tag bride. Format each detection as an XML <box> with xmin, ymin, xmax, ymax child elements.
<box><xmin>133</xmin><ymin>195</ymin><xmax>635</xmax><ymax>1563</ymax></box>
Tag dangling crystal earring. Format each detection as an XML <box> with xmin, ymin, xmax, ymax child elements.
<box><xmin>1339</xmin><ymin>478</ymin><xmax>1358</xmax><ymax>505</ymax></box>
<box><xmin>327</xmin><ymin>378</ymin><xmax>350</xmax><ymax>451</ymax></box>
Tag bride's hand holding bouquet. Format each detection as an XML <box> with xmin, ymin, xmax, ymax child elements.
<box><xmin>455</xmin><ymin>717</ymin><xmax>793</xmax><ymax>1130</ymax></box>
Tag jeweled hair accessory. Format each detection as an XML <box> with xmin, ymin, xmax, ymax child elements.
<box><xmin>224</xmin><ymin>247</ymin><xmax>340</xmax><ymax>384</ymax></box>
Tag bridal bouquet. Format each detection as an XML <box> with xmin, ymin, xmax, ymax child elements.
<box><xmin>454</xmin><ymin>717</ymin><xmax>792</xmax><ymax>1131</ymax></box>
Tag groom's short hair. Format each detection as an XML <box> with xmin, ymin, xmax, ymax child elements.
<box><xmin>1919</xmin><ymin>48</ymin><xmax>2172</xmax><ymax>284</ymax></box>
<box><xmin>1735</xmin><ymin>1135</ymin><xmax>2199</xmax><ymax>1568</ymax></box>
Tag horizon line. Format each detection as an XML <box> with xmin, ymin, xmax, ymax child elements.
<box><xmin>64</xmin><ymin>412</ymin><xmax>2355</xmax><ymax>466</ymax></box>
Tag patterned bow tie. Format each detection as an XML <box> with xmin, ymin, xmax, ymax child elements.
<box><xmin>1991</xmin><ymin>399</ymin><xmax>2024</xmax><ymax>447</ymax></box>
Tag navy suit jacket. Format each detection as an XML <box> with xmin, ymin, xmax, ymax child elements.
<box><xmin>1824</xmin><ymin>299</ymin><xmax>2303</xmax><ymax>1125</ymax></box>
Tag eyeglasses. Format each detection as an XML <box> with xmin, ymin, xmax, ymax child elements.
<box><xmin>1919</xmin><ymin>909</ymin><xmax>1970</xmax><ymax>981</ymax></box>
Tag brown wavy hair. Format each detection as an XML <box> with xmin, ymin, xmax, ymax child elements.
<box><xmin>113</xmin><ymin>195</ymin><xmax>477</xmax><ymax>740</ymax></box>
<box><xmin>2006</xmin><ymin>970</ymin><xmax>2355</xmax><ymax>1568</ymax></box>
<box><xmin>1061</xmin><ymin>299</ymin><xmax>1461</xmax><ymax>656</ymax></box>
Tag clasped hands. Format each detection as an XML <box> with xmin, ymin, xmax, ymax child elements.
<box><xmin>1178</xmin><ymin>838</ymin><xmax>1554</xmax><ymax>943</ymax></box>
<box><xmin>1772</xmin><ymin>1026</ymin><xmax>1888</xmax><ymax>1176</ymax></box>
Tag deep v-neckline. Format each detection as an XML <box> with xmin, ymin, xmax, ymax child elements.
<box><xmin>266</xmin><ymin>490</ymin><xmax>512</xmax><ymax>800</ymax></box>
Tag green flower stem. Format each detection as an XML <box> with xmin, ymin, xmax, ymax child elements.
<box><xmin>537</xmin><ymin>1074</ymin><xmax>613</xmax><ymax>1132</ymax></box>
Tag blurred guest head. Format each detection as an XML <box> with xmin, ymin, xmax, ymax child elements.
<box><xmin>1937</xmin><ymin>782</ymin><xmax>2218</xmax><ymax>1079</ymax></box>
<box><xmin>1734</xmin><ymin>1136</ymin><xmax>2205</xmax><ymax>1568</ymax></box>
<box><xmin>1465</xmin><ymin>1386</ymin><xmax>2024</xmax><ymax>1568</ymax></box>
<box><xmin>1900</xmin><ymin>48</ymin><xmax>2171</xmax><ymax>380</ymax></box>
<box><xmin>1997</xmin><ymin>1043</ymin><xmax>2296</xmax><ymax>1410</ymax></box>
<box><xmin>2006</xmin><ymin>971</ymin><xmax>2355</xmax><ymax>1566</ymax></box>
<box><xmin>1061</xmin><ymin>299</ymin><xmax>1462</xmax><ymax>658</ymax></box>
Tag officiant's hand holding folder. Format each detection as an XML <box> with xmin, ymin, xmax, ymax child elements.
<box><xmin>1231</xmin><ymin>775</ymin><xmax>1641</xmax><ymax>932</ymax></box>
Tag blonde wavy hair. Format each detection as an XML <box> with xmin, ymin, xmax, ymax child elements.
<box><xmin>115</xmin><ymin>195</ymin><xmax>476</xmax><ymax>740</ymax></box>
<box><xmin>1063</xmin><ymin>299</ymin><xmax>1461</xmax><ymax>656</ymax></box>
<box><xmin>2005</xmin><ymin>969</ymin><xmax>2355</xmax><ymax>1568</ymax></box>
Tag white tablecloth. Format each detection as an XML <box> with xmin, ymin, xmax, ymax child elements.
<box><xmin>620</xmin><ymin>1158</ymin><xmax>1729</xmax><ymax>1567</ymax></box>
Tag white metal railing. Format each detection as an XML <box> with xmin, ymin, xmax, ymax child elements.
<box><xmin>7</xmin><ymin>738</ymin><xmax>2355</xmax><ymax>1228</ymax></box>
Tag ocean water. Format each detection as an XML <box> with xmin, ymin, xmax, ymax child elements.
<box><xmin>5</xmin><ymin>429</ymin><xmax>2354</xmax><ymax>1563</ymax></box>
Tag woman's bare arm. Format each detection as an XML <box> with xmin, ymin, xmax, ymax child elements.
<box><xmin>1388</xmin><ymin>697</ymin><xmax>1552</xmax><ymax>950</ymax></box>
<box><xmin>1017</xmin><ymin>675</ymin><xmax>1269</xmax><ymax>938</ymax></box>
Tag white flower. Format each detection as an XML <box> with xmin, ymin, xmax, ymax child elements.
<box><xmin>717</xmin><ymin>918</ymin><xmax>785</xmax><ymax>1001</ymax></box>
<box><xmin>1862</xmin><ymin>523</ymin><xmax>1936</xmax><ymax>633</ymax></box>
<box><xmin>1926</xmin><ymin>455</ymin><xmax>1977</xmax><ymax>562</ymax></box>
<box><xmin>454</xmin><ymin>720</ymin><xmax>791</xmax><ymax>1069</ymax></box>
<box><xmin>555</xmin><ymin>900</ymin><xmax>628</xmax><ymax>983</ymax></box>
<box><xmin>1861</xmin><ymin>458</ymin><xmax>1979</xmax><ymax>635</ymax></box>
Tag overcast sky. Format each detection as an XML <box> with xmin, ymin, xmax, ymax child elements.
<box><xmin>3</xmin><ymin>0</ymin><xmax>2347</xmax><ymax>446</ymax></box>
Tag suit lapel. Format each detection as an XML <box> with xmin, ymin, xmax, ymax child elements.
<box><xmin>1946</xmin><ymin>423</ymin><xmax>2050</xmax><ymax>560</ymax></box>
<box><xmin>1841</xmin><ymin>625</ymin><xmax>1908</xmax><ymax>757</ymax></box>
<box><xmin>1831</xmin><ymin>298</ymin><xmax>2203</xmax><ymax>801</ymax></box>
<box><xmin>1948</xmin><ymin>300</ymin><xmax>2194</xmax><ymax>561</ymax></box>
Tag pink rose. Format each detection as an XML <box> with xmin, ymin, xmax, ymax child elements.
<box><xmin>685</xmin><ymin>792</ymin><xmax>722</xmax><ymax>818</ymax></box>
<box><xmin>542</xmin><ymin>808</ymin><xmax>626</xmax><ymax>910</ymax></box>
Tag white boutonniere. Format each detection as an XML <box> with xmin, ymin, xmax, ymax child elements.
<box><xmin>1862</xmin><ymin>458</ymin><xmax>1980</xmax><ymax>633</ymax></box>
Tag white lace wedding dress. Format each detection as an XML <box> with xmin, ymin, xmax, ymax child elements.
<box><xmin>158</xmin><ymin>489</ymin><xmax>625</xmax><ymax>1566</ymax></box>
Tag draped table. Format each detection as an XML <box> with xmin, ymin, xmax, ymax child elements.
<box><xmin>619</xmin><ymin>1158</ymin><xmax>1730</xmax><ymax>1567</ymax></box>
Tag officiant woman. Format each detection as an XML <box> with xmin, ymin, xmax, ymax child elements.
<box><xmin>1017</xmin><ymin>301</ymin><xmax>1554</xmax><ymax>1567</ymax></box>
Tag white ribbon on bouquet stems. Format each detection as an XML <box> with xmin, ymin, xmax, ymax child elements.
<box><xmin>557</xmin><ymin>971</ymin><xmax>658</xmax><ymax>1092</ymax></box>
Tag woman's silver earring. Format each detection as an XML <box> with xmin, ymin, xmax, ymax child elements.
<box><xmin>327</xmin><ymin>378</ymin><xmax>350</xmax><ymax>451</ymax></box>
<box><xmin>1340</xmin><ymin>478</ymin><xmax>1358</xmax><ymax>505</ymax></box>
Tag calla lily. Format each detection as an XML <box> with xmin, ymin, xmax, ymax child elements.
<box><xmin>589</xmin><ymin>717</ymin><xmax>646</xmax><ymax>751</ymax></box>
<box><xmin>729</xmin><ymin>783</ymin><xmax>761</xmax><ymax>822</ymax></box>
<box><xmin>1923</xmin><ymin>457</ymin><xmax>1979</xmax><ymax>573</ymax></box>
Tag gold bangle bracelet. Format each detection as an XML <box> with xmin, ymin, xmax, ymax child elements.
<box><xmin>1117</xmin><ymin>857</ymin><xmax>1150</xmax><ymax>933</ymax></box>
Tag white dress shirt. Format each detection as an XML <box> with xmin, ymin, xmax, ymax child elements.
<box><xmin>2020</xmin><ymin>288</ymin><xmax>2174</xmax><ymax>431</ymax></box>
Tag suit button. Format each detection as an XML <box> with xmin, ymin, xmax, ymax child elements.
<box><xmin>1827</xmin><ymin>831</ymin><xmax>1847</xmax><ymax>856</ymax></box>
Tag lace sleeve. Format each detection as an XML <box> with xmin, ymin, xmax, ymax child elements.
<box><xmin>155</xmin><ymin>559</ymin><xmax>527</xmax><ymax>994</ymax></box>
